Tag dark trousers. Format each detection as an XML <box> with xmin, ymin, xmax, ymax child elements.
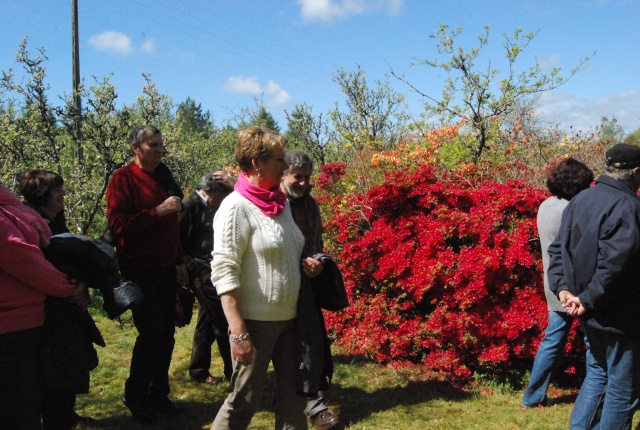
<box><xmin>0</xmin><ymin>326</ymin><xmax>42</xmax><ymax>430</ymax></box>
<box><xmin>189</xmin><ymin>279</ymin><xmax>232</xmax><ymax>381</ymax></box>
<box><xmin>42</xmin><ymin>390</ymin><xmax>76</xmax><ymax>430</ymax></box>
<box><xmin>121</xmin><ymin>266</ymin><xmax>178</xmax><ymax>403</ymax></box>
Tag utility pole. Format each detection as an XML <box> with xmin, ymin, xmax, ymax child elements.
<box><xmin>72</xmin><ymin>0</ymin><xmax>83</xmax><ymax>162</ymax></box>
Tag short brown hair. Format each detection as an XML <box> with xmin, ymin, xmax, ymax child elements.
<box><xmin>235</xmin><ymin>126</ymin><xmax>287</xmax><ymax>172</ymax></box>
<box><xmin>546</xmin><ymin>158</ymin><xmax>593</xmax><ymax>200</ymax></box>
<box><xmin>19</xmin><ymin>169</ymin><xmax>64</xmax><ymax>208</ymax></box>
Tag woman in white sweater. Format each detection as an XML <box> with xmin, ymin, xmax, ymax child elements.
<box><xmin>210</xmin><ymin>126</ymin><xmax>308</xmax><ymax>430</ymax></box>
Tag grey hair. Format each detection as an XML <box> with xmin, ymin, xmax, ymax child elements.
<box><xmin>284</xmin><ymin>150</ymin><xmax>313</xmax><ymax>174</ymax></box>
<box><xmin>130</xmin><ymin>125</ymin><xmax>161</xmax><ymax>146</ymax></box>
<box><xmin>605</xmin><ymin>164</ymin><xmax>636</xmax><ymax>183</ymax></box>
<box><xmin>199</xmin><ymin>172</ymin><xmax>231</xmax><ymax>193</ymax></box>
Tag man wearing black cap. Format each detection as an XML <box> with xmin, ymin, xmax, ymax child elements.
<box><xmin>547</xmin><ymin>143</ymin><xmax>640</xmax><ymax>429</ymax></box>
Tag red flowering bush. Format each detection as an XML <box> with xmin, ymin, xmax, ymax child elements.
<box><xmin>320</xmin><ymin>163</ymin><xmax>587</xmax><ymax>385</ymax></box>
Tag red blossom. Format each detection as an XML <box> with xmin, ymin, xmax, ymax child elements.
<box><xmin>317</xmin><ymin>161</ymin><xmax>586</xmax><ymax>384</ymax></box>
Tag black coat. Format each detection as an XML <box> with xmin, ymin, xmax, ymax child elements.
<box><xmin>296</xmin><ymin>254</ymin><xmax>349</xmax><ymax>396</ymax></box>
<box><xmin>44</xmin><ymin>233</ymin><xmax>142</xmax><ymax>319</ymax></box>
<box><xmin>548</xmin><ymin>175</ymin><xmax>640</xmax><ymax>336</ymax></box>
<box><xmin>40</xmin><ymin>297</ymin><xmax>104</xmax><ymax>393</ymax></box>
<box><xmin>41</xmin><ymin>233</ymin><xmax>143</xmax><ymax>393</ymax></box>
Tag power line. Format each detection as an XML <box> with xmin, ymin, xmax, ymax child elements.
<box><xmin>103</xmin><ymin>0</ymin><xmax>338</xmax><ymax>96</ymax></box>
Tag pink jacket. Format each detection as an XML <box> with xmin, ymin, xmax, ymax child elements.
<box><xmin>0</xmin><ymin>184</ymin><xmax>76</xmax><ymax>335</ymax></box>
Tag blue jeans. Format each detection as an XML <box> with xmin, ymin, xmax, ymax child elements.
<box><xmin>523</xmin><ymin>311</ymin><xmax>573</xmax><ymax>407</ymax></box>
<box><xmin>569</xmin><ymin>325</ymin><xmax>640</xmax><ymax>430</ymax></box>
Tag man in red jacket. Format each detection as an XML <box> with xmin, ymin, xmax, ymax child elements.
<box><xmin>107</xmin><ymin>125</ymin><xmax>187</xmax><ymax>424</ymax></box>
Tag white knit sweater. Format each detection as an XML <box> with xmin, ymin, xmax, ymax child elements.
<box><xmin>211</xmin><ymin>191</ymin><xmax>304</xmax><ymax>321</ymax></box>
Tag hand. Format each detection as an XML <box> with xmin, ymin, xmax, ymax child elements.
<box><xmin>231</xmin><ymin>336</ymin><xmax>253</xmax><ymax>366</ymax></box>
<box><xmin>559</xmin><ymin>291</ymin><xmax>586</xmax><ymax>316</ymax></box>
<box><xmin>156</xmin><ymin>196</ymin><xmax>182</xmax><ymax>216</ymax></box>
<box><xmin>558</xmin><ymin>290</ymin><xmax>574</xmax><ymax>306</ymax></box>
<box><xmin>301</xmin><ymin>257</ymin><xmax>324</xmax><ymax>278</ymax></box>
<box><xmin>214</xmin><ymin>171</ymin><xmax>236</xmax><ymax>190</ymax></box>
<box><xmin>565</xmin><ymin>296</ymin><xmax>587</xmax><ymax>316</ymax></box>
<box><xmin>67</xmin><ymin>280</ymin><xmax>90</xmax><ymax>310</ymax></box>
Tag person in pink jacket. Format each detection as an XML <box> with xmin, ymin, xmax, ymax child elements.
<box><xmin>0</xmin><ymin>182</ymin><xmax>86</xmax><ymax>430</ymax></box>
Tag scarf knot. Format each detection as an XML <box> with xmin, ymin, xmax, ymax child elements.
<box><xmin>235</xmin><ymin>173</ymin><xmax>286</xmax><ymax>217</ymax></box>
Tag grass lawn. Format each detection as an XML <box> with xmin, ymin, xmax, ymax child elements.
<box><xmin>74</xmin><ymin>310</ymin><xmax>637</xmax><ymax>430</ymax></box>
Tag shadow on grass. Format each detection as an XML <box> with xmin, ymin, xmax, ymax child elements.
<box><xmin>82</xmin><ymin>353</ymin><xmax>469</xmax><ymax>429</ymax></box>
<box><xmin>330</xmin><ymin>353</ymin><xmax>471</xmax><ymax>427</ymax></box>
<box><xmin>81</xmin><ymin>398</ymin><xmax>226</xmax><ymax>430</ymax></box>
<box><xmin>333</xmin><ymin>379</ymin><xmax>470</xmax><ymax>426</ymax></box>
<box><xmin>548</xmin><ymin>392</ymin><xmax>578</xmax><ymax>406</ymax></box>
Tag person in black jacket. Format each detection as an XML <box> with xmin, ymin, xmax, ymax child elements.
<box><xmin>548</xmin><ymin>143</ymin><xmax>640</xmax><ymax>430</ymax></box>
<box><xmin>179</xmin><ymin>171</ymin><xmax>234</xmax><ymax>384</ymax></box>
<box><xmin>280</xmin><ymin>151</ymin><xmax>342</xmax><ymax>430</ymax></box>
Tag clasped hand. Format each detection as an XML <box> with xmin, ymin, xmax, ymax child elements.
<box><xmin>559</xmin><ymin>290</ymin><xmax>586</xmax><ymax>316</ymax></box>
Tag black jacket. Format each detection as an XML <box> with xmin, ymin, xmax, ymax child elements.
<box><xmin>179</xmin><ymin>191</ymin><xmax>216</xmax><ymax>286</ymax></box>
<box><xmin>41</xmin><ymin>233</ymin><xmax>144</xmax><ymax>393</ymax></box>
<box><xmin>296</xmin><ymin>253</ymin><xmax>348</xmax><ymax>396</ymax></box>
<box><xmin>548</xmin><ymin>174</ymin><xmax>640</xmax><ymax>336</ymax></box>
<box><xmin>44</xmin><ymin>233</ymin><xmax>143</xmax><ymax>319</ymax></box>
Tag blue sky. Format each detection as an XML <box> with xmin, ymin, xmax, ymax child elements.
<box><xmin>2</xmin><ymin>0</ymin><xmax>639</xmax><ymax>134</ymax></box>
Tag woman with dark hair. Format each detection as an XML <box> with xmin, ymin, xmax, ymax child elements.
<box><xmin>19</xmin><ymin>169</ymin><xmax>69</xmax><ymax>235</ymax></box>
<box><xmin>210</xmin><ymin>126</ymin><xmax>307</xmax><ymax>429</ymax></box>
<box><xmin>523</xmin><ymin>157</ymin><xmax>594</xmax><ymax>407</ymax></box>
<box><xmin>19</xmin><ymin>169</ymin><xmax>100</xmax><ymax>429</ymax></box>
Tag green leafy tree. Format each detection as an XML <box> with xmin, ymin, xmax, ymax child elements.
<box><xmin>58</xmin><ymin>74</ymin><xmax>134</xmax><ymax>234</ymax></box>
<box><xmin>285</xmin><ymin>102</ymin><xmax>336</xmax><ymax>165</ymax></box>
<box><xmin>176</xmin><ymin>97</ymin><xmax>213</xmax><ymax>135</ymax></box>
<box><xmin>393</xmin><ymin>24</ymin><xmax>593</xmax><ymax>164</ymax></box>
<box><xmin>598</xmin><ymin>116</ymin><xmax>625</xmax><ymax>144</ymax></box>
<box><xmin>228</xmin><ymin>96</ymin><xmax>280</xmax><ymax>132</ymax></box>
<box><xmin>1</xmin><ymin>38</ymin><xmax>67</xmax><ymax>170</ymax></box>
<box><xmin>331</xmin><ymin>65</ymin><xmax>407</xmax><ymax>151</ymax></box>
<box><xmin>624</xmin><ymin>127</ymin><xmax>640</xmax><ymax>146</ymax></box>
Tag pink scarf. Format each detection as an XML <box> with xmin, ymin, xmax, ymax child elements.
<box><xmin>235</xmin><ymin>173</ymin><xmax>286</xmax><ymax>217</ymax></box>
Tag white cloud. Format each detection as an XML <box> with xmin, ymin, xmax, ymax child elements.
<box><xmin>265</xmin><ymin>81</ymin><xmax>292</xmax><ymax>105</ymax></box>
<box><xmin>224</xmin><ymin>76</ymin><xmax>263</xmax><ymax>94</ymax></box>
<box><xmin>141</xmin><ymin>38</ymin><xmax>156</xmax><ymax>54</ymax></box>
<box><xmin>88</xmin><ymin>31</ymin><xmax>133</xmax><ymax>56</ymax></box>
<box><xmin>537</xmin><ymin>54</ymin><xmax>561</xmax><ymax>70</ymax></box>
<box><xmin>223</xmin><ymin>76</ymin><xmax>292</xmax><ymax>107</ymax></box>
<box><xmin>538</xmin><ymin>88</ymin><xmax>640</xmax><ymax>133</ymax></box>
<box><xmin>297</xmin><ymin>0</ymin><xmax>404</xmax><ymax>22</ymax></box>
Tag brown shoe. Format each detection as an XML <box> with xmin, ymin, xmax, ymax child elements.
<box><xmin>194</xmin><ymin>375</ymin><xmax>221</xmax><ymax>385</ymax></box>
<box><xmin>310</xmin><ymin>410</ymin><xmax>340</xmax><ymax>430</ymax></box>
